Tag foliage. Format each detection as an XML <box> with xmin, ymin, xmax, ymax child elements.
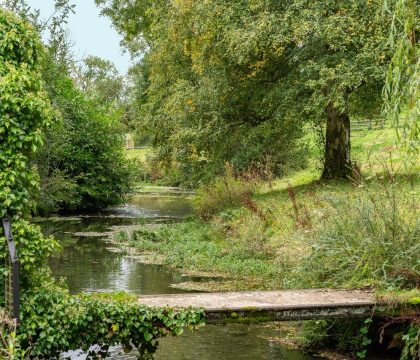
<box><xmin>0</xmin><ymin>9</ymin><xmax>202</xmax><ymax>360</ymax></box>
<box><xmin>0</xmin><ymin>220</ymin><xmax>59</xmax><ymax>300</ymax></box>
<box><xmin>291</xmin><ymin>318</ymin><xmax>374</xmax><ymax>356</ymax></box>
<box><xmin>114</xmin><ymin>218</ymin><xmax>277</xmax><ymax>286</ymax></box>
<box><xmin>383</xmin><ymin>0</ymin><xmax>419</xmax><ymax>154</ymax></box>
<box><xmin>0</xmin><ymin>7</ymin><xmax>57</xmax><ymax>298</ymax></box>
<box><xmin>291</xmin><ymin>178</ymin><xmax>419</xmax><ymax>289</ymax></box>
<box><xmin>1</xmin><ymin>0</ymin><xmax>135</xmax><ymax>214</ymax></box>
<box><xmin>74</xmin><ymin>55</ymin><xmax>124</xmax><ymax>107</ymax></box>
<box><xmin>13</xmin><ymin>285</ymin><xmax>204</xmax><ymax>359</ymax></box>
<box><xmin>0</xmin><ymin>8</ymin><xmax>53</xmax><ymax>218</ymax></box>
<box><xmin>356</xmin><ymin>319</ymin><xmax>373</xmax><ymax>359</ymax></box>
<box><xmin>96</xmin><ymin>0</ymin><xmax>391</xmax><ymax>181</ymax></box>
<box><xmin>35</xmin><ymin>169</ymin><xmax>80</xmax><ymax>214</ymax></box>
<box><xmin>35</xmin><ymin>56</ymin><xmax>135</xmax><ymax>213</ymax></box>
<box><xmin>194</xmin><ymin>164</ymin><xmax>259</xmax><ymax>220</ymax></box>
<box><xmin>0</xmin><ymin>309</ymin><xmax>30</xmax><ymax>359</ymax></box>
<box><xmin>96</xmin><ymin>0</ymin><xmax>309</xmax><ymax>185</ymax></box>
<box><xmin>401</xmin><ymin>325</ymin><xmax>420</xmax><ymax>360</ymax></box>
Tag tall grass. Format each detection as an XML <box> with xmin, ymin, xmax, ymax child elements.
<box><xmin>290</xmin><ymin>178</ymin><xmax>419</xmax><ymax>289</ymax></box>
<box><xmin>194</xmin><ymin>164</ymin><xmax>259</xmax><ymax>219</ymax></box>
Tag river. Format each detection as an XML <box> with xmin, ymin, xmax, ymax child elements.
<box><xmin>39</xmin><ymin>193</ymin><xmax>318</xmax><ymax>360</ymax></box>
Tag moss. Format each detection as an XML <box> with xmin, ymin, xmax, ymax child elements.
<box><xmin>408</xmin><ymin>297</ymin><xmax>420</xmax><ymax>305</ymax></box>
<box><xmin>223</xmin><ymin>312</ymin><xmax>276</xmax><ymax>324</ymax></box>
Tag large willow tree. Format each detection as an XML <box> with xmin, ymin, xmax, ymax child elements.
<box><xmin>383</xmin><ymin>0</ymin><xmax>419</xmax><ymax>154</ymax></box>
<box><xmin>97</xmin><ymin>0</ymin><xmax>390</xmax><ymax>181</ymax></box>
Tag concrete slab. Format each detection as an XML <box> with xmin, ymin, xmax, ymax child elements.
<box><xmin>137</xmin><ymin>289</ymin><xmax>382</xmax><ymax>321</ymax></box>
<box><xmin>138</xmin><ymin>289</ymin><xmax>374</xmax><ymax>310</ymax></box>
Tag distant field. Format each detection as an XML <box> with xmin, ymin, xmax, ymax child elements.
<box><xmin>302</xmin><ymin>124</ymin><xmax>417</xmax><ymax>179</ymax></box>
<box><xmin>125</xmin><ymin>147</ymin><xmax>152</xmax><ymax>162</ymax></box>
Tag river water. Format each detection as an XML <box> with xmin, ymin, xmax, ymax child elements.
<box><xmin>40</xmin><ymin>193</ymin><xmax>317</xmax><ymax>360</ymax></box>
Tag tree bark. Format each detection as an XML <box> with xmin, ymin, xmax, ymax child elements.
<box><xmin>321</xmin><ymin>103</ymin><xmax>352</xmax><ymax>179</ymax></box>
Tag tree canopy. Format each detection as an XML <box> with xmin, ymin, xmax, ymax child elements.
<box><xmin>97</xmin><ymin>0</ymin><xmax>391</xmax><ymax>182</ymax></box>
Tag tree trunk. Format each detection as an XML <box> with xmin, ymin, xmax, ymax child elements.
<box><xmin>321</xmin><ymin>103</ymin><xmax>352</xmax><ymax>179</ymax></box>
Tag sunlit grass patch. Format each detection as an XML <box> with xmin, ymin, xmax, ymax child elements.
<box><xmin>125</xmin><ymin>147</ymin><xmax>152</xmax><ymax>161</ymax></box>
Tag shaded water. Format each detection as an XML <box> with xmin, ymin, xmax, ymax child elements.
<box><xmin>41</xmin><ymin>193</ymin><xmax>317</xmax><ymax>360</ymax></box>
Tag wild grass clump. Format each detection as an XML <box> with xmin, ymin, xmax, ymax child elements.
<box><xmin>291</xmin><ymin>178</ymin><xmax>419</xmax><ymax>289</ymax></box>
<box><xmin>194</xmin><ymin>164</ymin><xmax>259</xmax><ymax>220</ymax></box>
<box><xmin>114</xmin><ymin>220</ymin><xmax>279</xmax><ymax>284</ymax></box>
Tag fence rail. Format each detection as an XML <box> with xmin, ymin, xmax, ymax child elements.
<box><xmin>351</xmin><ymin>117</ymin><xmax>387</xmax><ymax>131</ymax></box>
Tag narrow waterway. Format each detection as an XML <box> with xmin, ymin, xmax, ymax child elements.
<box><xmin>40</xmin><ymin>193</ymin><xmax>317</xmax><ymax>360</ymax></box>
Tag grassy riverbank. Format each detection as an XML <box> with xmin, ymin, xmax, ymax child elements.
<box><xmin>114</xmin><ymin>173</ymin><xmax>419</xmax><ymax>293</ymax></box>
<box><xmin>115</xmin><ymin>127</ymin><xmax>419</xmax><ymax>357</ymax></box>
<box><xmin>118</xmin><ymin>127</ymin><xmax>419</xmax><ymax>294</ymax></box>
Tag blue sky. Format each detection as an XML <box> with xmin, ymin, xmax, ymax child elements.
<box><xmin>27</xmin><ymin>0</ymin><xmax>131</xmax><ymax>74</ymax></box>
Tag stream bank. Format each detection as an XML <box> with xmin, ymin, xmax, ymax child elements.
<box><xmin>39</xmin><ymin>192</ymin><xmax>319</xmax><ymax>360</ymax></box>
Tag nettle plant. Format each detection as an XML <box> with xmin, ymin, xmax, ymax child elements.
<box><xmin>0</xmin><ymin>9</ymin><xmax>204</xmax><ymax>359</ymax></box>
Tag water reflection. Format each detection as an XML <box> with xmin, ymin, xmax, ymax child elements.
<box><xmin>44</xmin><ymin>219</ymin><xmax>191</xmax><ymax>295</ymax></box>
<box><xmin>101</xmin><ymin>194</ymin><xmax>193</xmax><ymax>219</ymax></box>
<box><xmin>43</xmin><ymin>194</ymin><xmax>317</xmax><ymax>360</ymax></box>
<box><xmin>67</xmin><ymin>324</ymin><xmax>315</xmax><ymax>360</ymax></box>
<box><xmin>154</xmin><ymin>324</ymin><xmax>314</xmax><ymax>360</ymax></box>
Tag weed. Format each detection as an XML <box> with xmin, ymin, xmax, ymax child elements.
<box><xmin>194</xmin><ymin>163</ymin><xmax>259</xmax><ymax>220</ymax></box>
<box><xmin>291</xmin><ymin>179</ymin><xmax>419</xmax><ymax>289</ymax></box>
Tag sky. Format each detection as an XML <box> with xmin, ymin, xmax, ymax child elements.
<box><xmin>26</xmin><ymin>0</ymin><xmax>131</xmax><ymax>74</ymax></box>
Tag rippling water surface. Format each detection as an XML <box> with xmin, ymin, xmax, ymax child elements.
<box><xmin>41</xmin><ymin>193</ymin><xmax>318</xmax><ymax>360</ymax></box>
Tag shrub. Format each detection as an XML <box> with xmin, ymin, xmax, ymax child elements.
<box><xmin>0</xmin><ymin>7</ymin><xmax>58</xmax><ymax>298</ymax></box>
<box><xmin>0</xmin><ymin>8</ymin><xmax>52</xmax><ymax>218</ymax></box>
<box><xmin>0</xmin><ymin>220</ymin><xmax>59</xmax><ymax>300</ymax></box>
<box><xmin>35</xmin><ymin>169</ymin><xmax>80</xmax><ymax>214</ymax></box>
<box><xmin>16</xmin><ymin>286</ymin><xmax>204</xmax><ymax>359</ymax></box>
<box><xmin>35</xmin><ymin>62</ymin><xmax>135</xmax><ymax>213</ymax></box>
<box><xmin>194</xmin><ymin>164</ymin><xmax>259</xmax><ymax>219</ymax></box>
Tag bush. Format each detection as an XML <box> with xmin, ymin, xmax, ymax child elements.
<box><xmin>35</xmin><ymin>61</ymin><xmax>135</xmax><ymax>213</ymax></box>
<box><xmin>16</xmin><ymin>286</ymin><xmax>204</xmax><ymax>359</ymax></box>
<box><xmin>0</xmin><ymin>219</ymin><xmax>59</xmax><ymax>303</ymax></box>
<box><xmin>194</xmin><ymin>164</ymin><xmax>259</xmax><ymax>219</ymax></box>
<box><xmin>35</xmin><ymin>169</ymin><xmax>80</xmax><ymax>214</ymax></box>
<box><xmin>0</xmin><ymin>8</ymin><xmax>52</xmax><ymax>218</ymax></box>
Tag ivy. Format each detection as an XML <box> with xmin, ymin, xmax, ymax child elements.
<box><xmin>0</xmin><ymin>7</ymin><xmax>54</xmax><ymax>300</ymax></box>
<box><xmin>0</xmin><ymin>9</ymin><xmax>53</xmax><ymax>218</ymax></box>
<box><xmin>17</xmin><ymin>287</ymin><xmax>204</xmax><ymax>359</ymax></box>
<box><xmin>0</xmin><ymin>9</ymin><xmax>205</xmax><ymax>359</ymax></box>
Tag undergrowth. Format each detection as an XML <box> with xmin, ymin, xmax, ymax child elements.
<box><xmin>114</xmin><ymin>165</ymin><xmax>419</xmax><ymax>359</ymax></box>
<box><xmin>1</xmin><ymin>285</ymin><xmax>204</xmax><ymax>360</ymax></box>
<box><xmin>116</xmin><ymin>174</ymin><xmax>419</xmax><ymax>291</ymax></box>
<box><xmin>288</xmin><ymin>177</ymin><xmax>419</xmax><ymax>289</ymax></box>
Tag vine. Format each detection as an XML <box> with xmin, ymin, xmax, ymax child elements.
<box><xmin>0</xmin><ymin>9</ymin><xmax>205</xmax><ymax>359</ymax></box>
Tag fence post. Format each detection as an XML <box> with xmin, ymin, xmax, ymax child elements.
<box><xmin>2</xmin><ymin>217</ymin><xmax>20</xmax><ymax>324</ymax></box>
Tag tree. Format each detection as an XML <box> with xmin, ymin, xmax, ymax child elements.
<box><xmin>2</xmin><ymin>0</ymin><xmax>135</xmax><ymax>213</ymax></box>
<box><xmin>97</xmin><ymin>0</ymin><xmax>390</xmax><ymax>182</ymax></box>
<box><xmin>284</xmin><ymin>0</ymin><xmax>390</xmax><ymax>179</ymax></box>
<box><xmin>74</xmin><ymin>55</ymin><xmax>124</xmax><ymax>106</ymax></box>
<box><xmin>383</xmin><ymin>0</ymin><xmax>419</xmax><ymax>154</ymax></box>
<box><xmin>96</xmin><ymin>0</ymin><xmax>307</xmax><ymax>185</ymax></box>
